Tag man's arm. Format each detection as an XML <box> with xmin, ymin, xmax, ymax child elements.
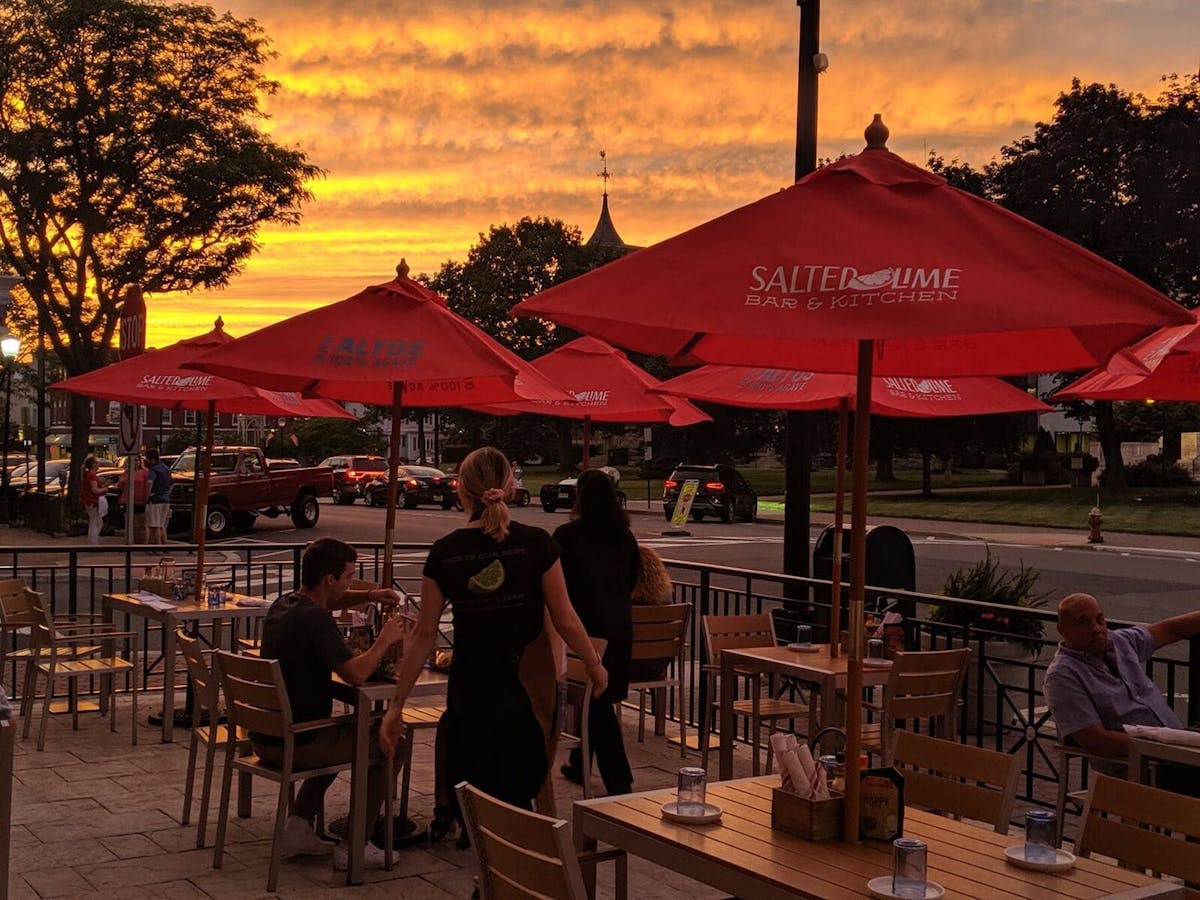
<box><xmin>1064</xmin><ymin>723</ymin><xmax>1131</xmax><ymax>761</ymax></box>
<box><xmin>335</xmin><ymin>615</ymin><xmax>406</xmax><ymax>686</ymax></box>
<box><xmin>328</xmin><ymin>586</ymin><xmax>405</xmax><ymax>613</ymax></box>
<box><xmin>1147</xmin><ymin>611</ymin><xmax>1200</xmax><ymax>650</ymax></box>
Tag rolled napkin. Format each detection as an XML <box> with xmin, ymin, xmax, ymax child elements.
<box><xmin>796</xmin><ymin>742</ymin><xmax>830</xmax><ymax>801</ymax></box>
<box><xmin>770</xmin><ymin>732</ymin><xmax>812</xmax><ymax>799</ymax></box>
<box><xmin>235</xmin><ymin>597</ymin><xmax>272</xmax><ymax>608</ymax></box>
<box><xmin>1123</xmin><ymin>723</ymin><xmax>1200</xmax><ymax>747</ymax></box>
<box><xmin>873</xmin><ymin>611</ymin><xmax>903</xmax><ymax>639</ymax></box>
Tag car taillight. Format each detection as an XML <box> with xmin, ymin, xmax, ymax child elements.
<box><xmin>347</xmin><ymin>470</ymin><xmax>356</xmax><ymax>479</ymax></box>
<box><xmin>706</xmin><ymin>482</ymin><xmax>725</xmax><ymax>491</ymax></box>
<box><xmin>663</xmin><ymin>479</ymin><xmax>678</xmax><ymax>489</ymax></box>
<box><xmin>431</xmin><ymin>476</ymin><xmax>441</xmax><ymax>484</ymax></box>
<box><xmin>406</xmin><ymin>478</ymin><xmax>418</xmax><ymax>488</ymax></box>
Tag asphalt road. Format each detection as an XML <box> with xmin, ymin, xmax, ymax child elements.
<box><xmin>232</xmin><ymin>497</ymin><xmax>1199</xmax><ymax>626</ymax></box>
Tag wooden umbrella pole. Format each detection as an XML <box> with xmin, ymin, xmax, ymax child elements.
<box><xmin>582</xmin><ymin>415</ymin><xmax>591</xmax><ymax>470</ymax></box>
<box><xmin>829</xmin><ymin>396</ymin><xmax>849</xmax><ymax>658</ymax></box>
<box><xmin>382</xmin><ymin>382</ymin><xmax>404</xmax><ymax>585</ymax></box>
<box><xmin>193</xmin><ymin>400</ymin><xmax>216</xmax><ymax>604</ymax></box>
<box><xmin>842</xmin><ymin>339</ymin><xmax>874</xmax><ymax>843</ymax></box>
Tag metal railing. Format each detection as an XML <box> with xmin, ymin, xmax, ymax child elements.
<box><xmin>1</xmin><ymin>540</ymin><xmax>1195</xmax><ymax>816</ymax></box>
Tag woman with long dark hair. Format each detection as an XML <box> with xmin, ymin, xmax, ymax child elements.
<box><xmin>381</xmin><ymin>447</ymin><xmax>607</xmax><ymax>815</ymax></box>
<box><xmin>554</xmin><ymin>468</ymin><xmax>639</xmax><ymax>795</ymax></box>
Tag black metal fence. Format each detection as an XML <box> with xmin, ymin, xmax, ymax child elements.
<box><xmin>2</xmin><ymin>540</ymin><xmax>1196</xmax><ymax>817</ymax></box>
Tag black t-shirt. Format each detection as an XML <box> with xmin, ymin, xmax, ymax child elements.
<box><xmin>256</xmin><ymin>590</ymin><xmax>353</xmax><ymax>745</ymax></box>
<box><xmin>423</xmin><ymin>522</ymin><xmax>559</xmax><ymax>665</ymax></box>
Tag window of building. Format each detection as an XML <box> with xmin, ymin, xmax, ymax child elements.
<box><xmin>184</xmin><ymin>409</ymin><xmax>197</xmax><ymax>426</ymax></box>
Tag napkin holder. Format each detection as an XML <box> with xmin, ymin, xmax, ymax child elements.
<box><xmin>771</xmin><ymin>788</ymin><xmax>843</xmax><ymax>841</ymax></box>
<box><xmin>138</xmin><ymin>577</ymin><xmax>177</xmax><ymax>599</ymax></box>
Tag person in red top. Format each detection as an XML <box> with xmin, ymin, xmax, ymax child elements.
<box><xmin>117</xmin><ymin>457</ymin><xmax>149</xmax><ymax>543</ymax></box>
<box><xmin>81</xmin><ymin>456</ymin><xmax>107</xmax><ymax>545</ymax></box>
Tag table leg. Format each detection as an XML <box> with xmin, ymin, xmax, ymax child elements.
<box><xmin>1127</xmin><ymin>742</ymin><xmax>1145</xmax><ymax>785</ymax></box>
<box><xmin>161</xmin><ymin>619</ymin><xmax>176</xmax><ymax>743</ymax></box>
<box><xmin>99</xmin><ymin>600</ymin><xmax>115</xmax><ymax>716</ymax></box>
<box><xmin>718</xmin><ymin>653</ymin><xmax>734</xmax><ymax>781</ymax></box>
<box><xmin>574</xmin><ymin>807</ymin><xmax>598</xmax><ymax>899</ymax></box>
<box><xmin>346</xmin><ymin>688</ymin><xmax>369</xmax><ymax>885</ymax></box>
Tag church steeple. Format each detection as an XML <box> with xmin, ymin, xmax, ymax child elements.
<box><xmin>585</xmin><ymin>150</ymin><xmax>637</xmax><ymax>252</ymax></box>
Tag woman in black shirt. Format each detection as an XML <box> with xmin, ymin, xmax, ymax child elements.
<box><xmin>554</xmin><ymin>468</ymin><xmax>639</xmax><ymax>794</ymax></box>
<box><xmin>381</xmin><ymin>447</ymin><xmax>607</xmax><ymax>812</ymax></box>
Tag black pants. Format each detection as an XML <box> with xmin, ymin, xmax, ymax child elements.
<box><xmin>569</xmin><ymin>697</ymin><xmax>633</xmax><ymax>795</ymax></box>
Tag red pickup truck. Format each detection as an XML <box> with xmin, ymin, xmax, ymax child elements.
<box><xmin>168</xmin><ymin>446</ymin><xmax>333</xmax><ymax>539</ymax></box>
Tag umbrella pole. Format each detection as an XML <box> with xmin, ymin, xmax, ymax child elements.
<box><xmin>382</xmin><ymin>383</ymin><xmax>404</xmax><ymax>585</ymax></box>
<box><xmin>193</xmin><ymin>400</ymin><xmax>216</xmax><ymax>604</ymax></box>
<box><xmin>125</xmin><ymin>439</ymin><xmax>136</xmax><ymax>546</ymax></box>
<box><xmin>829</xmin><ymin>397</ymin><xmax>849</xmax><ymax>659</ymax></box>
<box><xmin>842</xmin><ymin>339</ymin><xmax>873</xmax><ymax>843</ymax></box>
<box><xmin>582</xmin><ymin>415</ymin><xmax>591</xmax><ymax>470</ymax></box>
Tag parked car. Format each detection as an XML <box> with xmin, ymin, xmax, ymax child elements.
<box><xmin>320</xmin><ymin>454</ymin><xmax>390</xmax><ymax>505</ymax></box>
<box><xmin>8</xmin><ymin>459</ymin><xmax>72</xmax><ymax>494</ymax></box>
<box><xmin>266</xmin><ymin>458</ymin><xmax>301</xmax><ymax>471</ymax></box>
<box><xmin>362</xmin><ymin>465</ymin><xmax>459</xmax><ymax>509</ymax></box>
<box><xmin>662</xmin><ymin>463</ymin><xmax>758</xmax><ymax>523</ymax></box>
<box><xmin>539</xmin><ymin>465</ymin><xmax>625</xmax><ymax>513</ymax></box>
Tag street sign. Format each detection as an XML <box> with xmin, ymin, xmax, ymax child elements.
<box><xmin>669</xmin><ymin>479</ymin><xmax>699</xmax><ymax>527</ymax></box>
<box><xmin>118</xmin><ymin>403</ymin><xmax>141</xmax><ymax>455</ymax></box>
<box><xmin>118</xmin><ymin>285</ymin><xmax>146</xmax><ymax>360</ymax></box>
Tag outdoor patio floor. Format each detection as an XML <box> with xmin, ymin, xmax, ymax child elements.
<box><xmin>7</xmin><ymin>696</ymin><xmax>739</xmax><ymax>899</ymax></box>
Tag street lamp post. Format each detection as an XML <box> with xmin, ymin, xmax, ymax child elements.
<box><xmin>0</xmin><ymin>332</ymin><xmax>20</xmax><ymax>522</ymax></box>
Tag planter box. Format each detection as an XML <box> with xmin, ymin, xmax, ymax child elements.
<box><xmin>771</xmin><ymin>788</ymin><xmax>843</xmax><ymax>841</ymax></box>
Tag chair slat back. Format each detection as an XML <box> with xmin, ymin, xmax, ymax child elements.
<box><xmin>890</xmin><ymin>731</ymin><xmax>1020</xmax><ymax>833</ymax></box>
<box><xmin>0</xmin><ymin>580</ymin><xmax>39</xmax><ymax>628</ymax></box>
<box><xmin>1076</xmin><ymin>774</ymin><xmax>1200</xmax><ymax>884</ymax></box>
<box><xmin>885</xmin><ymin>649</ymin><xmax>969</xmax><ymax>724</ymax></box>
<box><xmin>629</xmin><ymin>604</ymin><xmax>690</xmax><ymax>664</ymax></box>
<box><xmin>176</xmin><ymin>630</ymin><xmax>219</xmax><ymax>718</ymax></box>
<box><xmin>703</xmin><ymin>612</ymin><xmax>775</xmax><ymax>664</ymax></box>
<box><xmin>456</xmin><ymin>781</ymin><xmax>587</xmax><ymax>900</ymax></box>
<box><xmin>215</xmin><ymin>651</ymin><xmax>292</xmax><ymax>740</ymax></box>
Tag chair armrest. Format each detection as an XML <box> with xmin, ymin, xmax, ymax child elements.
<box><xmin>292</xmin><ymin>714</ymin><xmax>357</xmax><ymax>734</ymax></box>
<box><xmin>60</xmin><ymin>629</ymin><xmax>138</xmax><ymax>644</ymax></box>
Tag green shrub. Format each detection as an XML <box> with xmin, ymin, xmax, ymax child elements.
<box><xmin>931</xmin><ymin>552</ymin><xmax>1049</xmax><ymax>652</ymax></box>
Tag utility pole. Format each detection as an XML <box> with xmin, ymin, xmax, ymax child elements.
<box><xmin>782</xmin><ymin>0</ymin><xmax>821</xmax><ymax>600</ymax></box>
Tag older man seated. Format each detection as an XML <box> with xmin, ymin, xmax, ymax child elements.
<box><xmin>1044</xmin><ymin>592</ymin><xmax>1200</xmax><ymax>791</ymax></box>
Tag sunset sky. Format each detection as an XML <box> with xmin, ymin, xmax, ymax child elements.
<box><xmin>147</xmin><ymin>0</ymin><xmax>1200</xmax><ymax>347</ymax></box>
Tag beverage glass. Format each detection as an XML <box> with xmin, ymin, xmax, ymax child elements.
<box><xmin>676</xmin><ymin>767</ymin><xmax>707</xmax><ymax>816</ymax></box>
<box><xmin>794</xmin><ymin>624</ymin><xmax>813</xmax><ymax>647</ymax></box>
<box><xmin>1024</xmin><ymin>810</ymin><xmax>1057</xmax><ymax>864</ymax></box>
<box><xmin>892</xmin><ymin>838</ymin><xmax>927</xmax><ymax>898</ymax></box>
<box><xmin>868</xmin><ymin>638</ymin><xmax>885</xmax><ymax>660</ymax></box>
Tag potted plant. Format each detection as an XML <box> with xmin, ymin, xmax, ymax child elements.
<box><xmin>929</xmin><ymin>552</ymin><xmax>1051</xmax><ymax>733</ymax></box>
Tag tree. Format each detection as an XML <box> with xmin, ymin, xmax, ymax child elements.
<box><xmin>290</xmin><ymin>418</ymin><xmax>385</xmax><ymax>465</ymax></box>
<box><xmin>0</xmin><ymin>0</ymin><xmax>321</xmax><ymax>499</ymax></box>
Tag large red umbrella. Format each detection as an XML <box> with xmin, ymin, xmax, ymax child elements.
<box><xmin>54</xmin><ymin>318</ymin><xmax>354</xmax><ymax>601</ymax></box>
<box><xmin>187</xmin><ymin>263</ymin><xmax>575</xmax><ymax>576</ymax></box>
<box><xmin>514</xmin><ymin>122</ymin><xmax>1189</xmax><ymax>841</ymax></box>
<box><xmin>652</xmin><ymin>366</ymin><xmax>1051</xmax><ymax>417</ymax></box>
<box><xmin>474</xmin><ymin>336</ymin><xmax>710</xmax><ymax>468</ymax></box>
<box><xmin>1054</xmin><ymin>314</ymin><xmax>1200</xmax><ymax>402</ymax></box>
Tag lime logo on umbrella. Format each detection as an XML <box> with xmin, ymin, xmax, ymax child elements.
<box><xmin>467</xmin><ymin>560</ymin><xmax>505</xmax><ymax>595</ymax></box>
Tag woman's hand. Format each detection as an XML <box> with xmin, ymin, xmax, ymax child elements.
<box><xmin>587</xmin><ymin>661</ymin><xmax>609</xmax><ymax>696</ymax></box>
<box><xmin>379</xmin><ymin>705</ymin><xmax>406</xmax><ymax>757</ymax></box>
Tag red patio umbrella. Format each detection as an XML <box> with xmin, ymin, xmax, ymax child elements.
<box><xmin>54</xmin><ymin>318</ymin><xmax>355</xmax><ymax>601</ymax></box>
<box><xmin>1054</xmin><ymin>314</ymin><xmax>1200</xmax><ymax>402</ymax></box>
<box><xmin>186</xmin><ymin>262</ymin><xmax>575</xmax><ymax>576</ymax></box>
<box><xmin>474</xmin><ymin>336</ymin><xmax>710</xmax><ymax>468</ymax></box>
<box><xmin>514</xmin><ymin>120</ymin><xmax>1189</xmax><ymax>841</ymax></box>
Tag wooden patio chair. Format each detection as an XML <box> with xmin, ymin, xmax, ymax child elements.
<box><xmin>699</xmin><ymin>612</ymin><xmax>809</xmax><ymax>775</ymax></box>
<box><xmin>627</xmin><ymin>604</ymin><xmax>692</xmax><ymax>757</ymax></box>
<box><xmin>19</xmin><ymin>591</ymin><xmax>138</xmax><ymax>751</ymax></box>
<box><xmin>0</xmin><ymin>579</ymin><xmax>102</xmax><ymax>682</ymax></box>
<box><xmin>861</xmin><ymin>647</ymin><xmax>970</xmax><ymax>765</ymax></box>
<box><xmin>890</xmin><ymin>731</ymin><xmax>1021</xmax><ymax>834</ymax></box>
<box><xmin>178</xmin><ymin>630</ymin><xmax>248</xmax><ymax>848</ymax></box>
<box><xmin>1076</xmin><ymin>774</ymin><xmax>1200</xmax><ymax>886</ymax></box>
<box><xmin>1052</xmin><ymin>739</ymin><xmax>1123</xmax><ymax>846</ymax></box>
<box><xmin>457</xmin><ymin>781</ymin><xmax>627</xmax><ymax>900</ymax></box>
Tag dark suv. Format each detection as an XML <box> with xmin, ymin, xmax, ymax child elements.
<box><xmin>320</xmin><ymin>455</ymin><xmax>389</xmax><ymax>505</ymax></box>
<box><xmin>662</xmin><ymin>463</ymin><xmax>757</xmax><ymax>523</ymax></box>
<box><xmin>363</xmin><ymin>465</ymin><xmax>459</xmax><ymax>509</ymax></box>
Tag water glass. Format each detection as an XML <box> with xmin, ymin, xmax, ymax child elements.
<box><xmin>1024</xmin><ymin>810</ymin><xmax>1057</xmax><ymax>864</ymax></box>
<box><xmin>868</xmin><ymin>638</ymin><xmax>885</xmax><ymax>659</ymax></box>
<box><xmin>794</xmin><ymin>624</ymin><xmax>813</xmax><ymax>647</ymax></box>
<box><xmin>676</xmin><ymin>767</ymin><xmax>707</xmax><ymax>816</ymax></box>
<box><xmin>892</xmin><ymin>837</ymin><xmax>928</xmax><ymax>899</ymax></box>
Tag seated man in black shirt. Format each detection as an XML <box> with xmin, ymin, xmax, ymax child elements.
<box><xmin>256</xmin><ymin>538</ymin><xmax>406</xmax><ymax>869</ymax></box>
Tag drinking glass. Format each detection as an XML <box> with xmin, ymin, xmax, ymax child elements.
<box><xmin>892</xmin><ymin>837</ymin><xmax>927</xmax><ymax>898</ymax></box>
<box><xmin>676</xmin><ymin>767</ymin><xmax>707</xmax><ymax>816</ymax></box>
<box><xmin>1024</xmin><ymin>810</ymin><xmax>1057</xmax><ymax>864</ymax></box>
<box><xmin>794</xmin><ymin>624</ymin><xmax>813</xmax><ymax>647</ymax></box>
<box><xmin>868</xmin><ymin>638</ymin><xmax>885</xmax><ymax>660</ymax></box>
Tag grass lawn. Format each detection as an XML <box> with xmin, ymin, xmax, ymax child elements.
<box><xmin>810</xmin><ymin>487</ymin><xmax>1200</xmax><ymax>536</ymax></box>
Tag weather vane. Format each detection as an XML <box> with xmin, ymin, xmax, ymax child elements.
<box><xmin>597</xmin><ymin>150</ymin><xmax>611</xmax><ymax>197</ymax></box>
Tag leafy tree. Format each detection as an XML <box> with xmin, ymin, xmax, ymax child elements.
<box><xmin>0</xmin><ymin>0</ymin><xmax>321</xmax><ymax>499</ymax></box>
<box><xmin>289</xmin><ymin>418</ymin><xmax>385</xmax><ymax>465</ymax></box>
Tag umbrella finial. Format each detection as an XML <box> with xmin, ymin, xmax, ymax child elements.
<box><xmin>864</xmin><ymin>114</ymin><xmax>889</xmax><ymax>150</ymax></box>
<box><xmin>214</xmin><ymin>316</ymin><xmax>224</xmax><ymax>332</ymax></box>
<box><xmin>396</xmin><ymin>259</ymin><xmax>410</xmax><ymax>279</ymax></box>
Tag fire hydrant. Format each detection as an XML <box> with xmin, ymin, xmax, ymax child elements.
<box><xmin>1087</xmin><ymin>506</ymin><xmax>1104</xmax><ymax>544</ymax></box>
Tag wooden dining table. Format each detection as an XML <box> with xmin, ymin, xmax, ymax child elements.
<box><xmin>102</xmin><ymin>591</ymin><xmax>270</xmax><ymax>742</ymax></box>
<box><xmin>1127</xmin><ymin>734</ymin><xmax>1200</xmax><ymax>786</ymax></box>
<box><xmin>574</xmin><ymin>776</ymin><xmax>1181</xmax><ymax>898</ymax></box>
<box><xmin>718</xmin><ymin>644</ymin><xmax>893</xmax><ymax>780</ymax></box>
<box><xmin>331</xmin><ymin>667</ymin><xmax>449</xmax><ymax>886</ymax></box>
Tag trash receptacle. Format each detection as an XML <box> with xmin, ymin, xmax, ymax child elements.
<box><xmin>812</xmin><ymin>524</ymin><xmax>916</xmax><ymax>644</ymax></box>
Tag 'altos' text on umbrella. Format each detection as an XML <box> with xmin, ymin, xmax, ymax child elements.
<box><xmin>314</xmin><ymin>336</ymin><xmax>425</xmax><ymax>368</ymax></box>
<box><xmin>746</xmin><ymin>265</ymin><xmax>961</xmax><ymax>311</ymax></box>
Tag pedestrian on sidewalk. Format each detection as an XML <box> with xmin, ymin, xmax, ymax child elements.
<box><xmin>144</xmin><ymin>449</ymin><xmax>171</xmax><ymax>544</ymax></box>
<box><xmin>81</xmin><ymin>456</ymin><xmax>107</xmax><ymax>545</ymax></box>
